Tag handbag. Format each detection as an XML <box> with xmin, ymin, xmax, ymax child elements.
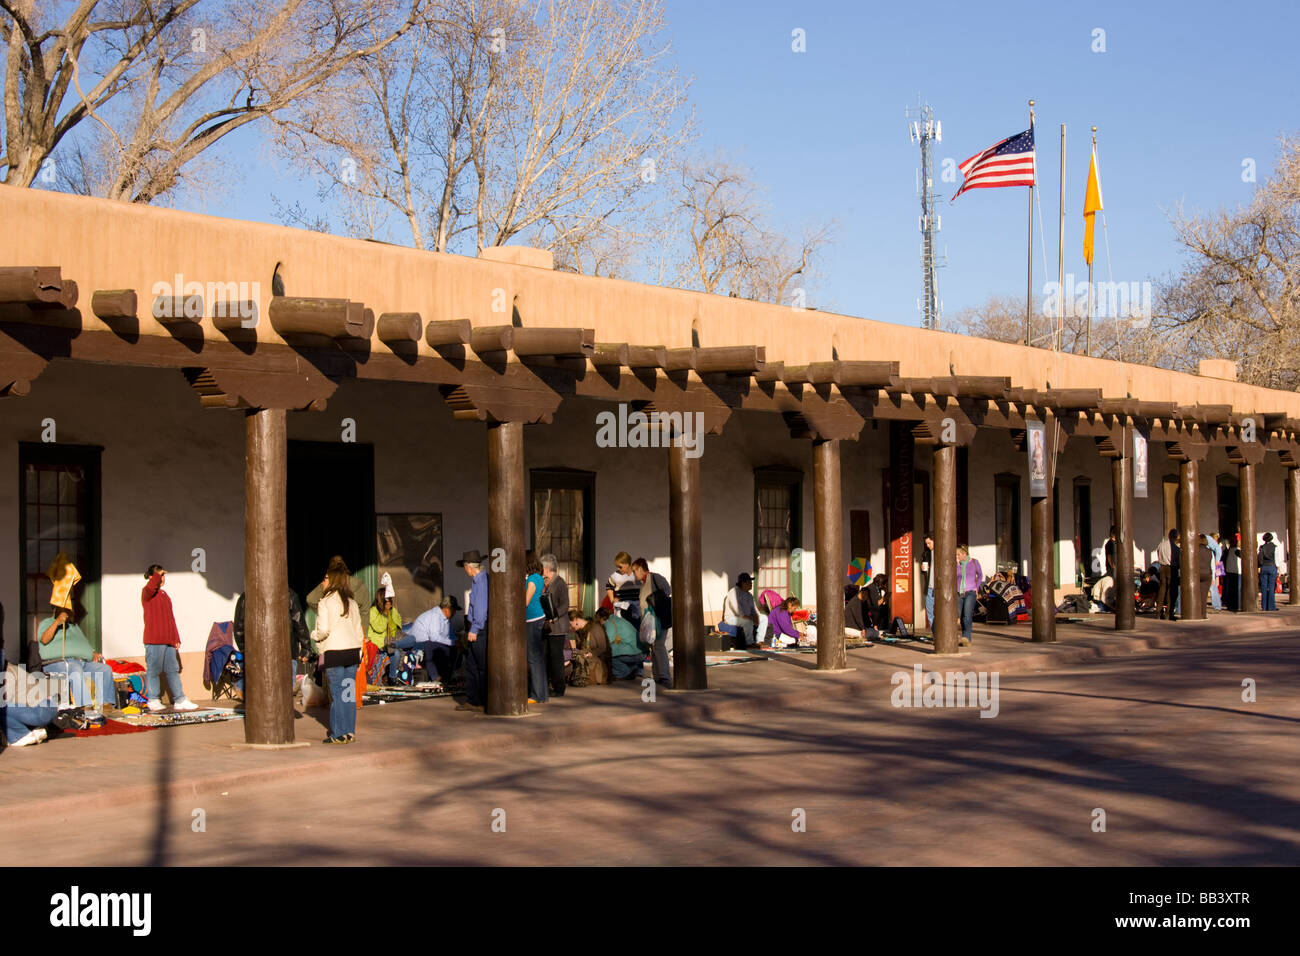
<box><xmin>540</xmin><ymin>590</ymin><xmax>558</xmax><ymax>621</ymax></box>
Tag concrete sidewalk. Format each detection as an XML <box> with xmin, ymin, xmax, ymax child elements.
<box><xmin>3</xmin><ymin>607</ymin><xmax>1296</xmax><ymax>824</ymax></box>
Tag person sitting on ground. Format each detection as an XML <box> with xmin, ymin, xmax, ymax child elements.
<box><xmin>863</xmin><ymin>574</ymin><xmax>891</xmax><ymax>631</ymax></box>
<box><xmin>720</xmin><ymin>572</ymin><xmax>761</xmax><ymax>648</ymax></box>
<box><xmin>593</xmin><ymin>607</ymin><xmax>646</xmax><ymax>680</ymax></box>
<box><xmin>367</xmin><ymin>575</ymin><xmax>403</xmax><ymax>658</ymax></box>
<box><xmin>2</xmin><ymin>646</ymin><xmax>59</xmax><ymax>749</ymax></box>
<box><xmin>1091</xmin><ymin>572</ymin><xmax>1116</xmax><ymax>613</ymax></box>
<box><xmin>36</xmin><ymin>606</ymin><xmax>117</xmax><ymax>715</ymax></box>
<box><xmin>842</xmin><ymin>585</ymin><xmax>877</xmax><ymax>644</ymax></box>
<box><xmin>567</xmin><ymin>609</ymin><xmax>611</xmax><ymax>685</ymax></box>
<box><xmin>1137</xmin><ymin>567</ymin><xmax>1161</xmax><ymax>612</ymax></box>
<box><xmin>767</xmin><ymin>596</ymin><xmax>803</xmax><ymax>648</ymax></box>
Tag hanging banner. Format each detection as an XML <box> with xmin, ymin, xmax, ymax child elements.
<box><xmin>1132</xmin><ymin>430</ymin><xmax>1149</xmax><ymax>499</ymax></box>
<box><xmin>1027</xmin><ymin>421</ymin><xmax>1048</xmax><ymax>498</ymax></box>
<box><xmin>888</xmin><ymin>421</ymin><xmax>914</xmax><ymax>627</ymax></box>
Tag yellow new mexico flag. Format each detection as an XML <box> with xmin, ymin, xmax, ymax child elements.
<box><xmin>1083</xmin><ymin>147</ymin><xmax>1103</xmax><ymax>266</ymax></box>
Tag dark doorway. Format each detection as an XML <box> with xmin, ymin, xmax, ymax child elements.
<box><xmin>287</xmin><ymin>441</ymin><xmax>377</xmax><ymax>614</ymax></box>
<box><xmin>1074</xmin><ymin>479</ymin><xmax>1093</xmax><ymax>583</ymax></box>
<box><xmin>1217</xmin><ymin>477</ymin><xmax>1239</xmax><ymax>541</ymax></box>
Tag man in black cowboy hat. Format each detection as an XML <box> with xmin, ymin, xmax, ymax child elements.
<box><xmin>455</xmin><ymin>550</ymin><xmax>489</xmax><ymax>710</ymax></box>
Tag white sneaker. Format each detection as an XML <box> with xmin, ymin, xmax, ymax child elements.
<box><xmin>9</xmin><ymin>728</ymin><xmax>45</xmax><ymax>747</ymax></box>
<box><xmin>172</xmin><ymin>699</ymin><xmax>199</xmax><ymax>712</ymax></box>
<box><xmin>146</xmin><ymin>699</ymin><xmax>166</xmax><ymax>713</ymax></box>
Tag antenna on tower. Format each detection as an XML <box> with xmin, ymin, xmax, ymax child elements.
<box><xmin>906</xmin><ymin>95</ymin><xmax>947</xmax><ymax>331</ymax></box>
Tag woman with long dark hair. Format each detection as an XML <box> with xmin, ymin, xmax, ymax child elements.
<box><xmin>524</xmin><ymin>551</ymin><xmax>548</xmax><ymax>703</ymax></box>
<box><xmin>311</xmin><ymin>557</ymin><xmax>364</xmax><ymax>743</ymax></box>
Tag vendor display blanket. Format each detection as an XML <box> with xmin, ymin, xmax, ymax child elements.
<box><xmin>362</xmin><ymin>687</ymin><xmax>451</xmax><ymax>704</ymax></box>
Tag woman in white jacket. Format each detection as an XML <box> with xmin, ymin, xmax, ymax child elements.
<box><xmin>312</xmin><ymin>558</ymin><xmax>365</xmax><ymax>744</ymax></box>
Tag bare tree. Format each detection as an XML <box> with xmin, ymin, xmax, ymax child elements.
<box><xmin>1159</xmin><ymin>135</ymin><xmax>1300</xmax><ymax>389</ymax></box>
<box><xmin>666</xmin><ymin>153</ymin><xmax>834</xmax><ymax>305</ymax></box>
<box><xmin>2</xmin><ymin>0</ymin><xmax>426</xmax><ymax>203</ymax></box>
<box><xmin>272</xmin><ymin>0</ymin><xmax>690</xmax><ymax>258</ymax></box>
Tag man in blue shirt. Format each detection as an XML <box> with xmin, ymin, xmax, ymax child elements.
<box><xmin>456</xmin><ymin>550</ymin><xmax>490</xmax><ymax>711</ymax></box>
<box><xmin>409</xmin><ymin>599</ymin><xmax>456</xmax><ymax>686</ymax></box>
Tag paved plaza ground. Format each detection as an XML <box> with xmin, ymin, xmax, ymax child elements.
<box><xmin>4</xmin><ymin>610</ymin><xmax>1298</xmax><ymax>866</ymax></box>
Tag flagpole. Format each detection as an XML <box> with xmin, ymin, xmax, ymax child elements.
<box><xmin>1057</xmin><ymin>123</ymin><xmax>1066</xmax><ymax>352</ymax></box>
<box><xmin>1087</xmin><ymin>125</ymin><xmax>1097</xmax><ymax>357</ymax></box>
<box><xmin>1026</xmin><ymin>99</ymin><xmax>1035</xmax><ymax>347</ymax></box>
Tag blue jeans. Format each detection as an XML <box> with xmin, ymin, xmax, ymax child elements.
<box><xmin>1210</xmin><ymin>576</ymin><xmax>1222</xmax><ymax>610</ymax></box>
<box><xmin>611</xmin><ymin>654</ymin><xmax>644</xmax><ymax>680</ymax></box>
<box><xmin>925</xmin><ymin>588</ymin><xmax>935</xmax><ymax>628</ymax></box>
<box><xmin>42</xmin><ymin>658</ymin><xmax>116</xmax><ymax>710</ymax></box>
<box><xmin>959</xmin><ymin>592</ymin><xmax>977</xmax><ymax>640</ymax></box>
<box><xmin>3</xmin><ymin>702</ymin><xmax>58</xmax><ymax>744</ymax></box>
<box><xmin>527</xmin><ymin>619</ymin><xmax>548</xmax><ymax>701</ymax></box>
<box><xmin>1260</xmin><ymin>567</ymin><xmax>1278</xmax><ymax>610</ymax></box>
<box><xmin>388</xmin><ymin>635</ymin><xmax>434</xmax><ymax>682</ymax></box>
<box><xmin>426</xmin><ymin>644</ymin><xmax>455</xmax><ymax>683</ymax></box>
<box><xmin>325</xmin><ymin>665</ymin><xmax>357</xmax><ymax>738</ymax></box>
<box><xmin>145</xmin><ymin>644</ymin><xmax>189</xmax><ymax>704</ymax></box>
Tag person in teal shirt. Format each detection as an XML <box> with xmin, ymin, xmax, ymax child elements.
<box><xmin>37</xmin><ymin>609</ymin><xmax>116</xmax><ymax>713</ymax></box>
<box><xmin>525</xmin><ymin>552</ymin><xmax>548</xmax><ymax>701</ymax></box>
<box><xmin>596</xmin><ymin>608</ymin><xmax>646</xmax><ymax>680</ymax></box>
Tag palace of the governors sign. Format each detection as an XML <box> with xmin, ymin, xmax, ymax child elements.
<box><xmin>3</xmin><ymin>183</ymin><xmax>1299</xmax><ymax>745</ymax></box>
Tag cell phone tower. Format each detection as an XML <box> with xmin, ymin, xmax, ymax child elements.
<box><xmin>907</xmin><ymin>97</ymin><xmax>947</xmax><ymax>330</ymax></box>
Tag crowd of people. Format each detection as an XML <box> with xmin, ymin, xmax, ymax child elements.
<box><xmin>2</xmin><ymin>526</ymin><xmax>1291</xmax><ymax>751</ymax></box>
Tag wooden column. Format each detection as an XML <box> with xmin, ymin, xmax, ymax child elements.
<box><xmin>1289</xmin><ymin>467</ymin><xmax>1300</xmax><ymax>606</ymax></box>
<box><xmin>243</xmin><ymin>407</ymin><xmax>293</xmax><ymax>745</ymax></box>
<box><xmin>669</xmin><ymin>437</ymin><xmax>707</xmax><ymax>689</ymax></box>
<box><xmin>486</xmin><ymin>421</ymin><xmax>528</xmax><ymax>715</ymax></box>
<box><xmin>1239</xmin><ymin>462</ymin><xmax>1258</xmax><ymax>613</ymax></box>
<box><xmin>1030</xmin><ymin>416</ymin><xmax>1058</xmax><ymax>644</ymax></box>
<box><xmin>1179</xmin><ymin>458</ymin><xmax>1203</xmax><ymax>619</ymax></box>
<box><xmin>813</xmin><ymin>439</ymin><xmax>846</xmax><ymax>670</ymax></box>
<box><xmin>932</xmin><ymin>442</ymin><xmax>959</xmax><ymax>654</ymax></box>
<box><xmin>1112</xmin><ymin>451</ymin><xmax>1136</xmax><ymax>630</ymax></box>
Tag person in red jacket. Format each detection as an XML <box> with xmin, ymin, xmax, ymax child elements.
<box><xmin>142</xmin><ymin>564</ymin><xmax>197</xmax><ymax>713</ymax></box>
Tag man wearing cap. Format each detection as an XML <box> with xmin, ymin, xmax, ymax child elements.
<box><xmin>456</xmin><ymin>550</ymin><xmax>489</xmax><ymax>711</ymax></box>
<box><xmin>720</xmin><ymin>572</ymin><xmax>760</xmax><ymax>648</ymax></box>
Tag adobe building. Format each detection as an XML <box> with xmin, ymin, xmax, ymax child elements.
<box><xmin>3</xmin><ymin>184</ymin><xmax>1298</xmax><ymax>743</ymax></box>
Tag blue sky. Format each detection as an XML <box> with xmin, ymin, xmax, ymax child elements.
<box><xmin>195</xmin><ymin>0</ymin><xmax>1300</xmax><ymax>328</ymax></box>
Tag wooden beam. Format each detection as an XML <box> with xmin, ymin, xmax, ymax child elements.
<box><xmin>813</xmin><ymin>438</ymin><xmax>846</xmax><ymax>671</ymax></box>
<box><xmin>91</xmin><ymin>289</ymin><xmax>137</xmax><ymax>320</ymax></box>
<box><xmin>591</xmin><ymin>342</ymin><xmax>629</xmax><ymax>367</ymax></box>
<box><xmin>486</xmin><ymin>421</ymin><xmax>528</xmax><ymax>716</ymax></box>
<box><xmin>0</xmin><ymin>266</ymin><xmax>64</xmax><ymax>305</ymax></box>
<box><xmin>670</xmin><ymin>438</ymin><xmax>708</xmax><ymax>689</ymax></box>
<box><xmin>626</xmin><ymin>345</ymin><xmax>667</xmax><ymax>368</ymax></box>
<box><xmin>424</xmin><ymin>318</ymin><xmax>472</xmax><ymax>347</ymax></box>
<box><xmin>693</xmin><ymin>345</ymin><xmax>765</xmax><ymax>374</ymax></box>
<box><xmin>511</xmin><ymin>327</ymin><xmax>595</xmax><ymax>358</ymax></box>
<box><xmin>470</xmin><ymin>325</ymin><xmax>514</xmax><ymax>355</ymax></box>
<box><xmin>268</xmin><ymin>297</ymin><xmax>367</xmax><ymax>338</ymax></box>
<box><xmin>377</xmin><ymin>312</ymin><xmax>423</xmax><ymax>345</ymax></box>
<box><xmin>662</xmin><ymin>347</ymin><xmax>697</xmax><ymax>372</ymax></box>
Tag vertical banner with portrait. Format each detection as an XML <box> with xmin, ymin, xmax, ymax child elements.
<box><xmin>1027</xmin><ymin>421</ymin><xmax>1048</xmax><ymax>498</ymax></box>
<box><xmin>1132</xmin><ymin>430</ymin><xmax>1149</xmax><ymax>499</ymax></box>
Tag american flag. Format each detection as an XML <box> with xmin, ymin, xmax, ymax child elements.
<box><xmin>951</xmin><ymin>126</ymin><xmax>1036</xmax><ymax>200</ymax></box>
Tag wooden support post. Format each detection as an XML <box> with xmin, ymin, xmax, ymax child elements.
<box><xmin>932</xmin><ymin>443</ymin><xmax>959</xmax><ymax>654</ymax></box>
<box><xmin>1031</xmin><ymin>416</ymin><xmax>1058</xmax><ymax>643</ymax></box>
<box><xmin>486</xmin><ymin>421</ymin><xmax>528</xmax><ymax>715</ymax></box>
<box><xmin>1112</xmin><ymin>452</ymin><xmax>1136</xmax><ymax>630</ymax></box>
<box><xmin>1179</xmin><ymin>458</ymin><xmax>1203</xmax><ymax>619</ymax></box>
<box><xmin>243</xmin><ymin>407</ymin><xmax>293</xmax><ymax>745</ymax></box>
<box><xmin>813</xmin><ymin>438</ymin><xmax>846</xmax><ymax>670</ymax></box>
<box><xmin>1239</xmin><ymin>462</ymin><xmax>1258</xmax><ymax>613</ymax></box>
<box><xmin>669</xmin><ymin>437</ymin><xmax>707</xmax><ymax>690</ymax></box>
<box><xmin>1288</xmin><ymin>468</ymin><xmax>1300</xmax><ymax>607</ymax></box>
